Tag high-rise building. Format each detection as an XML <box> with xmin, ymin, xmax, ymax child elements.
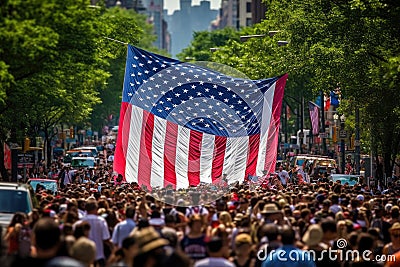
<box><xmin>90</xmin><ymin>0</ymin><xmax>170</xmax><ymax>52</ymax></box>
<box><xmin>216</xmin><ymin>0</ymin><xmax>252</xmax><ymax>29</ymax></box>
<box><xmin>239</xmin><ymin>0</ymin><xmax>252</xmax><ymax>27</ymax></box>
<box><xmin>218</xmin><ymin>0</ymin><xmax>239</xmax><ymax>29</ymax></box>
<box><xmin>167</xmin><ymin>0</ymin><xmax>218</xmax><ymax>57</ymax></box>
<box><xmin>142</xmin><ymin>0</ymin><xmax>171</xmax><ymax>52</ymax></box>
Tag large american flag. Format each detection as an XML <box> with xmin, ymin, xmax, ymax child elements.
<box><xmin>309</xmin><ymin>101</ymin><xmax>320</xmax><ymax>135</ymax></box>
<box><xmin>114</xmin><ymin>45</ymin><xmax>287</xmax><ymax>189</ymax></box>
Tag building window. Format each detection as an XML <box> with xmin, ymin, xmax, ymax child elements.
<box><xmin>246</xmin><ymin>18</ymin><xmax>252</xmax><ymax>26</ymax></box>
<box><xmin>246</xmin><ymin>2</ymin><xmax>251</xmax><ymax>13</ymax></box>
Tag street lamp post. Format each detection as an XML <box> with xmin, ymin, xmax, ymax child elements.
<box><xmin>355</xmin><ymin>107</ymin><xmax>360</xmax><ymax>174</ymax></box>
<box><xmin>340</xmin><ymin>114</ymin><xmax>346</xmax><ymax>174</ymax></box>
<box><xmin>333</xmin><ymin>114</ymin><xmax>339</xmax><ymax>170</ymax></box>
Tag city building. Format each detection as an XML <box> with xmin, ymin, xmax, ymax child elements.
<box><xmin>167</xmin><ymin>0</ymin><xmax>218</xmax><ymax>57</ymax></box>
<box><xmin>214</xmin><ymin>0</ymin><xmax>253</xmax><ymax>30</ymax></box>
<box><xmin>90</xmin><ymin>0</ymin><xmax>170</xmax><ymax>52</ymax></box>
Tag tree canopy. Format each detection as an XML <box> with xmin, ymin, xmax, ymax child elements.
<box><xmin>179</xmin><ymin>0</ymin><xmax>400</xmax><ymax>177</ymax></box>
<box><xmin>0</xmin><ymin>0</ymin><xmax>160</xmax><ymax>172</ymax></box>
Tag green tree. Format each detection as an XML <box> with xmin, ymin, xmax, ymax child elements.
<box><xmin>0</xmin><ymin>0</ymin><xmax>150</xmax><ymax>174</ymax></box>
<box><xmin>177</xmin><ymin>27</ymin><xmax>241</xmax><ymax>62</ymax></box>
<box><xmin>89</xmin><ymin>7</ymin><xmax>159</xmax><ymax>134</ymax></box>
<box><xmin>184</xmin><ymin>0</ymin><xmax>400</xmax><ymax>177</ymax></box>
<box><xmin>245</xmin><ymin>0</ymin><xmax>400</xmax><ymax>177</ymax></box>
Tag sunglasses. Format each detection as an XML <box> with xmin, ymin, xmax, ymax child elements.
<box><xmin>392</xmin><ymin>233</ymin><xmax>400</xmax><ymax>238</ymax></box>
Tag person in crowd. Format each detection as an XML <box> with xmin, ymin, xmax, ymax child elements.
<box><xmin>344</xmin><ymin>233</ymin><xmax>381</xmax><ymax>267</ymax></box>
<box><xmin>10</xmin><ymin>218</ymin><xmax>61</xmax><ymax>267</ymax></box>
<box><xmin>383</xmin><ymin>222</ymin><xmax>400</xmax><ymax>256</ymax></box>
<box><xmin>74</xmin><ymin>198</ymin><xmax>112</xmax><ymax>267</ymax></box>
<box><xmin>108</xmin><ymin>236</ymin><xmax>137</xmax><ymax>267</ymax></box>
<box><xmin>230</xmin><ymin>233</ymin><xmax>255</xmax><ymax>267</ymax></box>
<box><xmin>277</xmin><ymin>165</ymin><xmax>290</xmax><ymax>188</ymax></box>
<box><xmin>5</xmin><ymin>212</ymin><xmax>31</xmax><ymax>257</ymax></box>
<box><xmin>74</xmin><ymin>221</ymin><xmax>91</xmax><ymax>240</ymax></box>
<box><xmin>181</xmin><ymin>214</ymin><xmax>208</xmax><ymax>262</ymax></box>
<box><xmin>194</xmin><ymin>236</ymin><xmax>234</xmax><ymax>267</ymax></box>
<box><xmin>70</xmin><ymin>237</ymin><xmax>96</xmax><ymax>267</ymax></box>
<box><xmin>112</xmin><ymin>205</ymin><xmax>136</xmax><ymax>249</ymax></box>
<box><xmin>161</xmin><ymin>214</ymin><xmax>179</xmax><ymax>249</ymax></box>
<box><xmin>133</xmin><ymin>226</ymin><xmax>190</xmax><ymax>267</ymax></box>
<box><xmin>261</xmin><ymin>225</ymin><xmax>316</xmax><ymax>267</ymax></box>
<box><xmin>3</xmin><ymin>151</ymin><xmax>400</xmax><ymax>267</ymax></box>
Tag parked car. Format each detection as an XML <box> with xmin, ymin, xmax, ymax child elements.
<box><xmin>28</xmin><ymin>178</ymin><xmax>58</xmax><ymax>194</ymax></box>
<box><xmin>0</xmin><ymin>182</ymin><xmax>35</xmax><ymax>234</ymax></box>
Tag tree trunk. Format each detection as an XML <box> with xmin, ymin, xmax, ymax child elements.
<box><xmin>45</xmin><ymin>130</ymin><xmax>52</xmax><ymax>168</ymax></box>
<box><xmin>382</xmin><ymin>118</ymin><xmax>397</xmax><ymax>180</ymax></box>
<box><xmin>0</xmin><ymin>140</ymin><xmax>8</xmax><ymax>181</ymax></box>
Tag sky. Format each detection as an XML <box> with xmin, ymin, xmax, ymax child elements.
<box><xmin>164</xmin><ymin>0</ymin><xmax>221</xmax><ymax>15</ymax></box>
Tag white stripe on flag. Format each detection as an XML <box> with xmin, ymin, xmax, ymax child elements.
<box><xmin>150</xmin><ymin>115</ymin><xmax>167</xmax><ymax>188</ymax></box>
<box><xmin>125</xmin><ymin>105</ymin><xmax>143</xmax><ymax>183</ymax></box>
<box><xmin>199</xmin><ymin>133</ymin><xmax>214</xmax><ymax>184</ymax></box>
<box><xmin>175</xmin><ymin>126</ymin><xmax>191</xmax><ymax>189</ymax></box>
<box><xmin>223</xmin><ymin>136</ymin><xmax>249</xmax><ymax>184</ymax></box>
<box><xmin>256</xmin><ymin>83</ymin><xmax>276</xmax><ymax>175</ymax></box>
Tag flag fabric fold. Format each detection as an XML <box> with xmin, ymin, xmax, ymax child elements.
<box><xmin>114</xmin><ymin>45</ymin><xmax>287</xmax><ymax>189</ymax></box>
<box><xmin>309</xmin><ymin>101</ymin><xmax>320</xmax><ymax>136</ymax></box>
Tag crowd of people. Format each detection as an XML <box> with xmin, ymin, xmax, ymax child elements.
<box><xmin>1</xmin><ymin>144</ymin><xmax>400</xmax><ymax>267</ymax></box>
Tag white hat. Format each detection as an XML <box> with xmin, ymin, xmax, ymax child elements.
<box><xmin>385</xmin><ymin>203</ymin><xmax>393</xmax><ymax>211</ymax></box>
<box><xmin>356</xmin><ymin>195</ymin><xmax>364</xmax><ymax>201</ymax></box>
<box><xmin>149</xmin><ymin>218</ymin><xmax>165</xmax><ymax>227</ymax></box>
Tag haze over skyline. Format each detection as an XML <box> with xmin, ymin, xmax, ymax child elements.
<box><xmin>164</xmin><ymin>0</ymin><xmax>221</xmax><ymax>15</ymax></box>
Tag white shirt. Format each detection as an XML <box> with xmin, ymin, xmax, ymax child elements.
<box><xmin>111</xmin><ymin>218</ymin><xmax>136</xmax><ymax>248</ymax></box>
<box><xmin>194</xmin><ymin>257</ymin><xmax>235</xmax><ymax>267</ymax></box>
<box><xmin>63</xmin><ymin>171</ymin><xmax>73</xmax><ymax>185</ymax></box>
<box><xmin>74</xmin><ymin>214</ymin><xmax>110</xmax><ymax>260</ymax></box>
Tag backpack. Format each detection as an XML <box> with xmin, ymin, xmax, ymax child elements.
<box><xmin>187</xmin><ymin>206</ymin><xmax>204</xmax><ymax>217</ymax></box>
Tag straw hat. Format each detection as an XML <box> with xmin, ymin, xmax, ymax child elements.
<box><xmin>389</xmin><ymin>222</ymin><xmax>400</xmax><ymax>232</ymax></box>
<box><xmin>261</xmin><ymin>203</ymin><xmax>281</xmax><ymax>214</ymax></box>
<box><xmin>302</xmin><ymin>224</ymin><xmax>323</xmax><ymax>247</ymax></box>
<box><xmin>234</xmin><ymin>213</ymin><xmax>244</xmax><ymax>222</ymax></box>
<box><xmin>134</xmin><ymin>227</ymin><xmax>169</xmax><ymax>255</ymax></box>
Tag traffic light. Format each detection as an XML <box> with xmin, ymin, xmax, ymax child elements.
<box><xmin>70</xmin><ymin>127</ymin><xmax>74</xmax><ymax>138</ymax></box>
<box><xmin>332</xmin><ymin>125</ymin><xmax>337</xmax><ymax>142</ymax></box>
<box><xmin>23</xmin><ymin>137</ymin><xmax>30</xmax><ymax>153</ymax></box>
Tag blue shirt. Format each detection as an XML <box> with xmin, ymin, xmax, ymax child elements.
<box><xmin>261</xmin><ymin>245</ymin><xmax>316</xmax><ymax>267</ymax></box>
<box><xmin>111</xmin><ymin>218</ymin><xmax>136</xmax><ymax>248</ymax></box>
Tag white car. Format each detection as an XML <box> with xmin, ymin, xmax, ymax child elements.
<box><xmin>71</xmin><ymin>156</ymin><xmax>96</xmax><ymax>169</ymax></box>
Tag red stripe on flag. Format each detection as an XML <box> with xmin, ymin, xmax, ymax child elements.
<box><xmin>245</xmin><ymin>134</ymin><xmax>260</xmax><ymax>176</ymax></box>
<box><xmin>163</xmin><ymin>121</ymin><xmax>178</xmax><ymax>189</ymax></box>
<box><xmin>211</xmin><ymin>136</ymin><xmax>227</xmax><ymax>182</ymax></box>
<box><xmin>264</xmin><ymin>74</ymin><xmax>287</xmax><ymax>173</ymax></box>
<box><xmin>113</xmin><ymin>102</ymin><xmax>132</xmax><ymax>179</ymax></box>
<box><xmin>188</xmin><ymin>130</ymin><xmax>203</xmax><ymax>186</ymax></box>
<box><xmin>137</xmin><ymin>110</ymin><xmax>154</xmax><ymax>190</ymax></box>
